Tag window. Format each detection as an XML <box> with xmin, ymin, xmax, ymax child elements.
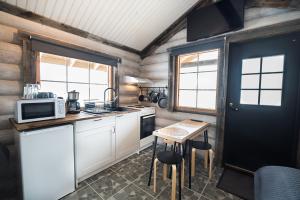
<box><xmin>240</xmin><ymin>55</ymin><xmax>284</xmax><ymax>106</ymax></box>
<box><xmin>39</xmin><ymin>53</ymin><xmax>112</xmax><ymax>104</ymax></box>
<box><xmin>175</xmin><ymin>49</ymin><xmax>219</xmax><ymax>113</ymax></box>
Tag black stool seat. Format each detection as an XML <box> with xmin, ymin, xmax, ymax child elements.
<box><xmin>192</xmin><ymin>141</ymin><xmax>212</xmax><ymax>150</ymax></box>
<box><xmin>157</xmin><ymin>151</ymin><xmax>182</xmax><ymax>165</ymax></box>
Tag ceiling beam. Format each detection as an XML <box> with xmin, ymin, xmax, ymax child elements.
<box><xmin>140</xmin><ymin>0</ymin><xmax>214</xmax><ymax>59</ymax></box>
<box><xmin>0</xmin><ymin>1</ymin><xmax>141</xmax><ymax>55</ymax></box>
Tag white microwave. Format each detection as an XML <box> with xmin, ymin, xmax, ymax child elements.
<box><xmin>15</xmin><ymin>99</ymin><xmax>66</xmax><ymax>123</ymax></box>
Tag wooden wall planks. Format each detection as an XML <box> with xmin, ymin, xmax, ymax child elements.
<box><xmin>140</xmin><ymin>7</ymin><xmax>300</xmax><ymax>163</ymax></box>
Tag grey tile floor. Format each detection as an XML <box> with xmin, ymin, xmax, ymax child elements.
<box><xmin>61</xmin><ymin>145</ymin><xmax>242</xmax><ymax>200</ymax></box>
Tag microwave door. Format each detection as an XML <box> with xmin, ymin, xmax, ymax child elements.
<box><xmin>21</xmin><ymin>102</ymin><xmax>55</xmax><ymax>120</ymax></box>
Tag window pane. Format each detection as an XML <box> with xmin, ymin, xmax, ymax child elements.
<box><xmin>260</xmin><ymin>90</ymin><xmax>282</xmax><ymax>106</ymax></box>
<box><xmin>198</xmin><ymin>64</ymin><xmax>217</xmax><ymax>72</ymax></box>
<box><xmin>68</xmin><ymin>83</ymin><xmax>89</xmax><ymax>104</ymax></box>
<box><xmin>197</xmin><ymin>90</ymin><xmax>216</xmax><ymax>110</ymax></box>
<box><xmin>240</xmin><ymin>90</ymin><xmax>259</xmax><ymax>105</ymax></box>
<box><xmin>179</xmin><ymin>53</ymin><xmax>198</xmax><ymax>73</ymax></box>
<box><xmin>90</xmin><ymin>84</ymin><xmax>107</xmax><ymax>102</ymax></box>
<box><xmin>198</xmin><ymin>49</ymin><xmax>219</xmax><ymax>61</ymax></box>
<box><xmin>90</xmin><ymin>63</ymin><xmax>109</xmax><ymax>84</ymax></box>
<box><xmin>242</xmin><ymin>58</ymin><xmax>261</xmax><ymax>74</ymax></box>
<box><xmin>262</xmin><ymin>55</ymin><xmax>284</xmax><ymax>73</ymax></box>
<box><xmin>68</xmin><ymin>59</ymin><xmax>89</xmax><ymax>83</ymax></box>
<box><xmin>241</xmin><ymin>74</ymin><xmax>260</xmax><ymax>89</ymax></box>
<box><xmin>198</xmin><ymin>72</ymin><xmax>217</xmax><ymax>89</ymax></box>
<box><xmin>40</xmin><ymin>53</ymin><xmax>66</xmax><ymax>81</ymax></box>
<box><xmin>179</xmin><ymin>73</ymin><xmax>197</xmax><ymax>89</ymax></box>
<box><xmin>40</xmin><ymin>81</ymin><xmax>67</xmax><ymax>99</ymax></box>
<box><xmin>178</xmin><ymin>90</ymin><xmax>197</xmax><ymax>108</ymax></box>
<box><xmin>261</xmin><ymin>73</ymin><xmax>283</xmax><ymax>89</ymax></box>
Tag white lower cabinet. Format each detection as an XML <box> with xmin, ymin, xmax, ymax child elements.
<box><xmin>75</xmin><ymin>112</ymin><xmax>139</xmax><ymax>181</ymax></box>
<box><xmin>116</xmin><ymin>112</ymin><xmax>139</xmax><ymax>160</ymax></box>
<box><xmin>75</xmin><ymin>117</ymin><xmax>116</xmax><ymax>180</ymax></box>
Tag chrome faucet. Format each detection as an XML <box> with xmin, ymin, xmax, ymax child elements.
<box><xmin>103</xmin><ymin>88</ymin><xmax>118</xmax><ymax>109</ymax></box>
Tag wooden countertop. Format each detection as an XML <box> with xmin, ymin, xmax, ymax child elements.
<box><xmin>153</xmin><ymin>119</ymin><xmax>210</xmax><ymax>143</ymax></box>
<box><xmin>9</xmin><ymin>109</ymin><xmax>139</xmax><ymax>132</ymax></box>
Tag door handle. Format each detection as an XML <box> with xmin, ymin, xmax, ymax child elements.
<box><xmin>229</xmin><ymin>102</ymin><xmax>239</xmax><ymax>111</ymax></box>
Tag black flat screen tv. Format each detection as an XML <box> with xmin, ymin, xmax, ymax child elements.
<box><xmin>187</xmin><ymin>0</ymin><xmax>245</xmax><ymax>42</ymax></box>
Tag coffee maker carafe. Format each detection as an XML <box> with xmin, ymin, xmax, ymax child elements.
<box><xmin>66</xmin><ymin>90</ymin><xmax>80</xmax><ymax>114</ymax></box>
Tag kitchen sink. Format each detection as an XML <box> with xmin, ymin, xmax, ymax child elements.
<box><xmin>107</xmin><ymin>107</ymin><xmax>129</xmax><ymax>112</ymax></box>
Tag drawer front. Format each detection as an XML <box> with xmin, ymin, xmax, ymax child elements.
<box><xmin>75</xmin><ymin>116</ymin><xmax>115</xmax><ymax>133</ymax></box>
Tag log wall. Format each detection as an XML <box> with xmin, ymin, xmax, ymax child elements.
<box><xmin>140</xmin><ymin>7</ymin><xmax>300</xmax><ymax>153</ymax></box>
<box><xmin>0</xmin><ymin>24</ymin><xmax>22</xmax><ymax>145</ymax></box>
<box><xmin>0</xmin><ymin>12</ymin><xmax>142</xmax><ymax>145</ymax></box>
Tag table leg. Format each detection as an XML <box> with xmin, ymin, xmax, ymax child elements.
<box><xmin>188</xmin><ymin>140</ymin><xmax>192</xmax><ymax>189</ymax></box>
<box><xmin>148</xmin><ymin>136</ymin><xmax>158</xmax><ymax>186</ymax></box>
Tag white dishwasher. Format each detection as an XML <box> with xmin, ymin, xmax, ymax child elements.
<box><xmin>16</xmin><ymin>124</ymin><xmax>75</xmax><ymax>200</ymax></box>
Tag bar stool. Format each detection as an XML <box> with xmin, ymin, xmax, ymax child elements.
<box><xmin>153</xmin><ymin>151</ymin><xmax>184</xmax><ymax>200</ymax></box>
<box><xmin>191</xmin><ymin>130</ymin><xmax>215</xmax><ymax>179</ymax></box>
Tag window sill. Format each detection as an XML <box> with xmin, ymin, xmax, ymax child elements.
<box><xmin>174</xmin><ymin>107</ymin><xmax>217</xmax><ymax>116</ymax></box>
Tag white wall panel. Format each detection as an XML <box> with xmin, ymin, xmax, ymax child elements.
<box><xmin>3</xmin><ymin>0</ymin><xmax>198</xmax><ymax>50</ymax></box>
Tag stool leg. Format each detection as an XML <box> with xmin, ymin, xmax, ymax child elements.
<box><xmin>178</xmin><ymin>163</ymin><xmax>181</xmax><ymax>200</ymax></box>
<box><xmin>204</xmin><ymin>150</ymin><xmax>208</xmax><ymax>169</ymax></box>
<box><xmin>163</xmin><ymin>164</ymin><xmax>167</xmax><ymax>181</ymax></box>
<box><xmin>153</xmin><ymin>158</ymin><xmax>158</xmax><ymax>193</ymax></box>
<box><xmin>181</xmin><ymin>159</ymin><xmax>185</xmax><ymax>189</ymax></box>
<box><xmin>208</xmin><ymin>149</ymin><xmax>214</xmax><ymax>179</ymax></box>
<box><xmin>171</xmin><ymin>165</ymin><xmax>177</xmax><ymax>200</ymax></box>
<box><xmin>191</xmin><ymin>148</ymin><xmax>196</xmax><ymax>177</ymax></box>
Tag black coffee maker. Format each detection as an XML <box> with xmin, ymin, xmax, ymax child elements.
<box><xmin>66</xmin><ymin>90</ymin><xmax>80</xmax><ymax>114</ymax></box>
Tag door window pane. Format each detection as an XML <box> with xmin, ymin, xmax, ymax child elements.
<box><xmin>242</xmin><ymin>58</ymin><xmax>261</xmax><ymax>74</ymax></box>
<box><xmin>40</xmin><ymin>53</ymin><xmax>66</xmax><ymax>81</ymax></box>
<box><xmin>262</xmin><ymin>55</ymin><xmax>284</xmax><ymax>73</ymax></box>
<box><xmin>178</xmin><ymin>90</ymin><xmax>197</xmax><ymax>108</ymax></box>
<box><xmin>40</xmin><ymin>81</ymin><xmax>67</xmax><ymax>99</ymax></box>
<box><xmin>179</xmin><ymin>73</ymin><xmax>197</xmax><ymax>89</ymax></box>
<box><xmin>260</xmin><ymin>90</ymin><xmax>282</xmax><ymax>106</ymax></box>
<box><xmin>261</xmin><ymin>73</ymin><xmax>283</xmax><ymax>89</ymax></box>
<box><xmin>197</xmin><ymin>91</ymin><xmax>216</xmax><ymax>110</ymax></box>
<box><xmin>68</xmin><ymin>59</ymin><xmax>89</xmax><ymax>83</ymax></box>
<box><xmin>198</xmin><ymin>72</ymin><xmax>217</xmax><ymax>89</ymax></box>
<box><xmin>240</xmin><ymin>90</ymin><xmax>259</xmax><ymax>105</ymax></box>
<box><xmin>241</xmin><ymin>74</ymin><xmax>260</xmax><ymax>89</ymax></box>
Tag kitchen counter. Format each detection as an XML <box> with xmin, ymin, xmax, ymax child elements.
<box><xmin>9</xmin><ymin>108</ymin><xmax>139</xmax><ymax>132</ymax></box>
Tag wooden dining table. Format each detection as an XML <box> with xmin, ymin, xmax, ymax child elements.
<box><xmin>147</xmin><ymin>119</ymin><xmax>210</xmax><ymax>189</ymax></box>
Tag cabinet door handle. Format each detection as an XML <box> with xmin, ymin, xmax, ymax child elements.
<box><xmin>116</xmin><ymin>115</ymin><xmax>123</xmax><ymax>118</ymax></box>
<box><xmin>93</xmin><ymin>118</ymin><xmax>102</xmax><ymax>121</ymax></box>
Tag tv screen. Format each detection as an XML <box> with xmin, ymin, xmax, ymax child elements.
<box><xmin>187</xmin><ymin>0</ymin><xmax>245</xmax><ymax>42</ymax></box>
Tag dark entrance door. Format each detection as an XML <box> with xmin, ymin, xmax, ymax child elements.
<box><xmin>224</xmin><ymin>32</ymin><xmax>300</xmax><ymax>171</ymax></box>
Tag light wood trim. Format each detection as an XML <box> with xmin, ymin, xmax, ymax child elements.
<box><xmin>153</xmin><ymin>158</ymin><xmax>158</xmax><ymax>193</ymax></box>
<box><xmin>209</xmin><ymin>149</ymin><xmax>214</xmax><ymax>179</ymax></box>
<box><xmin>204</xmin><ymin>150</ymin><xmax>209</xmax><ymax>169</ymax></box>
<box><xmin>163</xmin><ymin>164</ymin><xmax>168</xmax><ymax>181</ymax></box>
<box><xmin>171</xmin><ymin>165</ymin><xmax>177</xmax><ymax>200</ymax></box>
<box><xmin>191</xmin><ymin>148</ymin><xmax>196</xmax><ymax>177</ymax></box>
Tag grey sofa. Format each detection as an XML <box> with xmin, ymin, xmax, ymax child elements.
<box><xmin>255</xmin><ymin>166</ymin><xmax>300</xmax><ymax>200</ymax></box>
